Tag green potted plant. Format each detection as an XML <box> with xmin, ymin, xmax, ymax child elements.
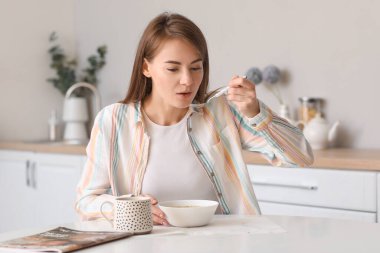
<box><xmin>47</xmin><ymin>32</ymin><xmax>107</xmax><ymax>96</ymax></box>
<box><xmin>47</xmin><ymin>32</ymin><xmax>107</xmax><ymax>143</ymax></box>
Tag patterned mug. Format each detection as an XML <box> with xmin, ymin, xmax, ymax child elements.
<box><xmin>100</xmin><ymin>196</ymin><xmax>153</xmax><ymax>234</ymax></box>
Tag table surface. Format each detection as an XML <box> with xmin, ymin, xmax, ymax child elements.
<box><xmin>1</xmin><ymin>215</ymin><xmax>380</xmax><ymax>253</ymax></box>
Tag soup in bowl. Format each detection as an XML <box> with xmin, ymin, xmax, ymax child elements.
<box><xmin>158</xmin><ymin>200</ymin><xmax>219</xmax><ymax>227</ymax></box>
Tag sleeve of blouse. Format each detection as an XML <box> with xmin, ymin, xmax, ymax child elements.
<box><xmin>75</xmin><ymin>107</ymin><xmax>116</xmax><ymax>220</ymax></box>
<box><xmin>229</xmin><ymin>99</ymin><xmax>314</xmax><ymax>167</ymax></box>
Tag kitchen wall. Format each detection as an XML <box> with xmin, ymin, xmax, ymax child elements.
<box><xmin>0</xmin><ymin>0</ymin><xmax>76</xmax><ymax>141</ymax></box>
<box><xmin>1</xmin><ymin>0</ymin><xmax>379</xmax><ymax>148</ymax></box>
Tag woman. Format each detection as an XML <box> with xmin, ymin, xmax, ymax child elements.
<box><xmin>76</xmin><ymin>12</ymin><xmax>313</xmax><ymax>226</ymax></box>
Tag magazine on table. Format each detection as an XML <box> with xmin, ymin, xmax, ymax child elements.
<box><xmin>0</xmin><ymin>226</ymin><xmax>132</xmax><ymax>253</ymax></box>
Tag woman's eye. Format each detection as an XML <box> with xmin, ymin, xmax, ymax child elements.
<box><xmin>167</xmin><ymin>68</ymin><xmax>178</xmax><ymax>72</ymax></box>
<box><xmin>191</xmin><ymin>67</ymin><xmax>202</xmax><ymax>71</ymax></box>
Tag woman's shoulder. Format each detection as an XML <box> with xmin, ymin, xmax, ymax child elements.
<box><xmin>99</xmin><ymin>102</ymin><xmax>136</xmax><ymax>116</ymax></box>
<box><xmin>95</xmin><ymin>102</ymin><xmax>138</xmax><ymax>126</ymax></box>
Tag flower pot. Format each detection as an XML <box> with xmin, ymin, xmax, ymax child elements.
<box><xmin>63</xmin><ymin>97</ymin><xmax>89</xmax><ymax>143</ymax></box>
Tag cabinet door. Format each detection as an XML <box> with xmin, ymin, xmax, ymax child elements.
<box><xmin>378</xmin><ymin>173</ymin><xmax>380</xmax><ymax>223</ymax></box>
<box><xmin>248</xmin><ymin>165</ymin><xmax>377</xmax><ymax>212</ymax></box>
<box><xmin>0</xmin><ymin>151</ymin><xmax>33</xmax><ymax>233</ymax></box>
<box><xmin>33</xmin><ymin>153</ymin><xmax>85</xmax><ymax>227</ymax></box>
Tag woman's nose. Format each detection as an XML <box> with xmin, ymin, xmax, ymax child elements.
<box><xmin>180</xmin><ymin>70</ymin><xmax>194</xmax><ymax>87</ymax></box>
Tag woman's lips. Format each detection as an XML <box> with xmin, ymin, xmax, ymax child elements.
<box><xmin>176</xmin><ymin>92</ymin><xmax>192</xmax><ymax>98</ymax></box>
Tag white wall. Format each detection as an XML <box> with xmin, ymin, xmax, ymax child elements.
<box><xmin>0</xmin><ymin>0</ymin><xmax>76</xmax><ymax>141</ymax></box>
<box><xmin>75</xmin><ymin>0</ymin><xmax>380</xmax><ymax>148</ymax></box>
<box><xmin>1</xmin><ymin>0</ymin><xmax>379</xmax><ymax>148</ymax></box>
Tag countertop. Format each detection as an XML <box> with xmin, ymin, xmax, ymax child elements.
<box><xmin>242</xmin><ymin>149</ymin><xmax>380</xmax><ymax>171</ymax></box>
<box><xmin>1</xmin><ymin>215</ymin><xmax>380</xmax><ymax>253</ymax></box>
<box><xmin>1</xmin><ymin>141</ymin><xmax>380</xmax><ymax>171</ymax></box>
<box><xmin>0</xmin><ymin>141</ymin><xmax>87</xmax><ymax>156</ymax></box>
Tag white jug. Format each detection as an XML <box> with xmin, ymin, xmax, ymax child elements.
<box><xmin>301</xmin><ymin>113</ymin><xmax>339</xmax><ymax>150</ymax></box>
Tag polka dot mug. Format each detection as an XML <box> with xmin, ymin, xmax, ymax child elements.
<box><xmin>100</xmin><ymin>196</ymin><xmax>153</xmax><ymax>234</ymax></box>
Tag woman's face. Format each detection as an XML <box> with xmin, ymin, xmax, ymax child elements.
<box><xmin>143</xmin><ymin>38</ymin><xmax>204</xmax><ymax>109</ymax></box>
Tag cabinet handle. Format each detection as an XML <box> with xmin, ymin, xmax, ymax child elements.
<box><xmin>25</xmin><ymin>160</ymin><xmax>30</xmax><ymax>187</ymax></box>
<box><xmin>31</xmin><ymin>162</ymin><xmax>37</xmax><ymax>189</ymax></box>
<box><xmin>251</xmin><ymin>179</ymin><xmax>318</xmax><ymax>190</ymax></box>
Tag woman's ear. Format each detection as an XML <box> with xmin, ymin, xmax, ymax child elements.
<box><xmin>142</xmin><ymin>58</ymin><xmax>151</xmax><ymax>78</ymax></box>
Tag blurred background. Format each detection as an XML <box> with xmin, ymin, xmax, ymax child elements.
<box><xmin>0</xmin><ymin>0</ymin><xmax>379</xmax><ymax>148</ymax></box>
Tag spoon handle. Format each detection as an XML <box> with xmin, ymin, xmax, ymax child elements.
<box><xmin>208</xmin><ymin>75</ymin><xmax>247</xmax><ymax>100</ymax></box>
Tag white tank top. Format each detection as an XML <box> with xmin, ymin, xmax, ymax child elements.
<box><xmin>141</xmin><ymin>109</ymin><xmax>218</xmax><ymax>203</ymax></box>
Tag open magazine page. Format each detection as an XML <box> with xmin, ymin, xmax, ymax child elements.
<box><xmin>0</xmin><ymin>227</ymin><xmax>132</xmax><ymax>253</ymax></box>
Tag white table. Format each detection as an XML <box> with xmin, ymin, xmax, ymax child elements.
<box><xmin>1</xmin><ymin>215</ymin><xmax>380</xmax><ymax>253</ymax></box>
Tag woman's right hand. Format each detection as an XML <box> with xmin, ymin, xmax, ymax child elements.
<box><xmin>143</xmin><ymin>194</ymin><xmax>169</xmax><ymax>226</ymax></box>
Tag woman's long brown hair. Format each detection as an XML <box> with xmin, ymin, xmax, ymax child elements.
<box><xmin>121</xmin><ymin>12</ymin><xmax>209</xmax><ymax>104</ymax></box>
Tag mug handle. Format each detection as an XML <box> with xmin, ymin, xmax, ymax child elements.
<box><xmin>100</xmin><ymin>201</ymin><xmax>114</xmax><ymax>226</ymax></box>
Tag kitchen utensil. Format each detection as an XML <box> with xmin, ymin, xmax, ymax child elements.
<box><xmin>303</xmin><ymin>113</ymin><xmax>339</xmax><ymax>150</ymax></box>
<box><xmin>205</xmin><ymin>75</ymin><xmax>247</xmax><ymax>103</ymax></box>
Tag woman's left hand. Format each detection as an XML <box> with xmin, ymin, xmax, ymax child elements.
<box><xmin>226</xmin><ymin>75</ymin><xmax>260</xmax><ymax>118</ymax></box>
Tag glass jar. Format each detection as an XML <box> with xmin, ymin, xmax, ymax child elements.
<box><xmin>298</xmin><ymin>97</ymin><xmax>323</xmax><ymax>123</ymax></box>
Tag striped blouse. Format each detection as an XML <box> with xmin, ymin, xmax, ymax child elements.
<box><xmin>75</xmin><ymin>96</ymin><xmax>314</xmax><ymax>220</ymax></box>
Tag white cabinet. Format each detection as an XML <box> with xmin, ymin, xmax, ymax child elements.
<box><xmin>248</xmin><ymin>165</ymin><xmax>378</xmax><ymax>222</ymax></box>
<box><xmin>378</xmin><ymin>174</ymin><xmax>380</xmax><ymax>223</ymax></box>
<box><xmin>0</xmin><ymin>151</ymin><xmax>33</xmax><ymax>232</ymax></box>
<box><xmin>0</xmin><ymin>150</ymin><xmax>86</xmax><ymax>233</ymax></box>
<box><xmin>32</xmin><ymin>153</ymin><xmax>86</xmax><ymax>227</ymax></box>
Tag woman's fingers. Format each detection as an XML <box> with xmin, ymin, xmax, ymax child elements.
<box><xmin>227</xmin><ymin>84</ymin><xmax>257</xmax><ymax>104</ymax></box>
<box><xmin>228</xmin><ymin>76</ymin><xmax>256</xmax><ymax>96</ymax></box>
<box><xmin>227</xmin><ymin>75</ymin><xmax>260</xmax><ymax>118</ymax></box>
<box><xmin>141</xmin><ymin>193</ymin><xmax>169</xmax><ymax>226</ymax></box>
<box><xmin>227</xmin><ymin>86</ymin><xmax>256</xmax><ymax>98</ymax></box>
<box><xmin>151</xmin><ymin>204</ymin><xmax>166</xmax><ymax>218</ymax></box>
<box><xmin>227</xmin><ymin>93</ymin><xmax>253</xmax><ymax>103</ymax></box>
<box><xmin>229</xmin><ymin>75</ymin><xmax>255</xmax><ymax>87</ymax></box>
<box><xmin>151</xmin><ymin>205</ymin><xmax>169</xmax><ymax>225</ymax></box>
<box><xmin>143</xmin><ymin>194</ymin><xmax>158</xmax><ymax>205</ymax></box>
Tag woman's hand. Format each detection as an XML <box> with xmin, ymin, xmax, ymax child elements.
<box><xmin>226</xmin><ymin>75</ymin><xmax>260</xmax><ymax>118</ymax></box>
<box><xmin>143</xmin><ymin>194</ymin><xmax>169</xmax><ymax>226</ymax></box>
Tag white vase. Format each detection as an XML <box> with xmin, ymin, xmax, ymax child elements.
<box><xmin>63</xmin><ymin>97</ymin><xmax>89</xmax><ymax>143</ymax></box>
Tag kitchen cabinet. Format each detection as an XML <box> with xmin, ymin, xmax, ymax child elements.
<box><xmin>248</xmin><ymin>165</ymin><xmax>377</xmax><ymax>222</ymax></box>
<box><xmin>258</xmin><ymin>201</ymin><xmax>376</xmax><ymax>222</ymax></box>
<box><xmin>378</xmin><ymin>174</ymin><xmax>380</xmax><ymax>223</ymax></box>
<box><xmin>0</xmin><ymin>151</ymin><xmax>33</xmax><ymax>232</ymax></box>
<box><xmin>0</xmin><ymin>150</ymin><xmax>86</xmax><ymax>233</ymax></box>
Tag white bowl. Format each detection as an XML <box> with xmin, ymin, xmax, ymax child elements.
<box><xmin>158</xmin><ymin>200</ymin><xmax>219</xmax><ymax>227</ymax></box>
